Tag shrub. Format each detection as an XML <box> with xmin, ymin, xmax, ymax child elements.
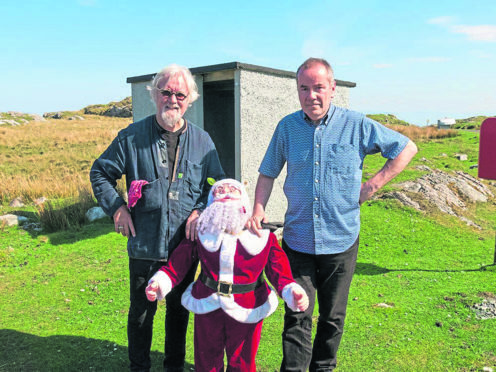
<box><xmin>37</xmin><ymin>187</ymin><xmax>96</xmax><ymax>232</ymax></box>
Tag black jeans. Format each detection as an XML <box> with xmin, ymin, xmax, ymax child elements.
<box><xmin>127</xmin><ymin>258</ymin><xmax>197</xmax><ymax>372</ymax></box>
<box><xmin>280</xmin><ymin>238</ymin><xmax>358</xmax><ymax>372</ymax></box>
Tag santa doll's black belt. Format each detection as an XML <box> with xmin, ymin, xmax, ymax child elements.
<box><xmin>199</xmin><ymin>272</ymin><xmax>264</xmax><ymax>296</ymax></box>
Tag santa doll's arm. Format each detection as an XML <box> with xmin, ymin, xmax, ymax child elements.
<box><xmin>145</xmin><ymin>238</ymin><xmax>198</xmax><ymax>302</ymax></box>
<box><xmin>263</xmin><ymin>233</ymin><xmax>309</xmax><ymax>311</ymax></box>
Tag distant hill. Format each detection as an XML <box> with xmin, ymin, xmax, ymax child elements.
<box><xmin>453</xmin><ymin>116</ymin><xmax>493</xmax><ymax>130</ymax></box>
<box><xmin>43</xmin><ymin>97</ymin><xmax>132</xmax><ymax>120</ymax></box>
<box><xmin>0</xmin><ymin>97</ymin><xmax>133</xmax><ymax>126</ymax></box>
<box><xmin>366</xmin><ymin>114</ymin><xmax>411</xmax><ymax>126</ymax></box>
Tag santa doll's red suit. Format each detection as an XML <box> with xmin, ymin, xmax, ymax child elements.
<box><xmin>146</xmin><ymin>179</ymin><xmax>308</xmax><ymax>372</ymax></box>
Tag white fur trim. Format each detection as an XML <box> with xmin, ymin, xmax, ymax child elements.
<box><xmin>181</xmin><ymin>282</ymin><xmax>221</xmax><ymax>314</ymax></box>
<box><xmin>198</xmin><ymin>231</ymin><xmax>224</xmax><ymax>252</ymax></box>
<box><xmin>181</xmin><ymin>283</ymin><xmax>279</xmax><ymax>323</ymax></box>
<box><xmin>221</xmin><ymin>287</ymin><xmax>279</xmax><ymax>323</ymax></box>
<box><xmin>149</xmin><ymin>271</ymin><xmax>172</xmax><ymax>301</ymax></box>
<box><xmin>218</xmin><ymin>234</ymin><xmax>237</xmax><ymax>283</ymax></box>
<box><xmin>282</xmin><ymin>282</ymin><xmax>305</xmax><ymax>312</ymax></box>
<box><xmin>237</xmin><ymin>229</ymin><xmax>270</xmax><ymax>256</ymax></box>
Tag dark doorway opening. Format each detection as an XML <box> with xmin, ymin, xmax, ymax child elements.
<box><xmin>203</xmin><ymin>80</ymin><xmax>235</xmax><ymax>179</ymax></box>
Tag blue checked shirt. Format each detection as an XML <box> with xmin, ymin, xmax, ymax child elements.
<box><xmin>259</xmin><ymin>105</ymin><xmax>410</xmax><ymax>254</ymax></box>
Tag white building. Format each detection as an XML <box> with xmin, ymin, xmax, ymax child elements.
<box><xmin>437</xmin><ymin>117</ymin><xmax>456</xmax><ymax>129</ymax></box>
<box><xmin>127</xmin><ymin>62</ymin><xmax>356</xmax><ymax>222</ymax></box>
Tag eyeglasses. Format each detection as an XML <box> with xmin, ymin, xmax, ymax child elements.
<box><xmin>157</xmin><ymin>89</ymin><xmax>188</xmax><ymax>101</ymax></box>
<box><xmin>213</xmin><ymin>184</ymin><xmax>241</xmax><ymax>195</ymax></box>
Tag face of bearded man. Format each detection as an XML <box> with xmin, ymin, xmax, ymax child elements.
<box><xmin>197</xmin><ymin>200</ymin><xmax>249</xmax><ymax>235</ymax></box>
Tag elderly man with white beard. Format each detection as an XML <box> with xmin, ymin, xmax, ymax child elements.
<box><xmin>146</xmin><ymin>178</ymin><xmax>309</xmax><ymax>372</ymax></box>
<box><xmin>90</xmin><ymin>64</ymin><xmax>225</xmax><ymax>372</ymax></box>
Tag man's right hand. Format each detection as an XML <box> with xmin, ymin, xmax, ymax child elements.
<box><xmin>113</xmin><ymin>205</ymin><xmax>136</xmax><ymax>238</ymax></box>
<box><xmin>245</xmin><ymin>212</ymin><xmax>267</xmax><ymax>237</ymax></box>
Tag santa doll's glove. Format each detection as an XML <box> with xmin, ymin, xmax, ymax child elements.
<box><xmin>145</xmin><ymin>271</ymin><xmax>172</xmax><ymax>301</ymax></box>
<box><xmin>282</xmin><ymin>282</ymin><xmax>309</xmax><ymax>312</ymax></box>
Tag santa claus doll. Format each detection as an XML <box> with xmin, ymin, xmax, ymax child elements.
<box><xmin>146</xmin><ymin>178</ymin><xmax>308</xmax><ymax>372</ymax></box>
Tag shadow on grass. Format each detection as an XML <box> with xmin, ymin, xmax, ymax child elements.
<box><xmin>356</xmin><ymin>262</ymin><xmax>496</xmax><ymax>275</ymax></box>
<box><xmin>45</xmin><ymin>220</ymin><xmax>116</xmax><ymax>246</ymax></box>
<box><xmin>0</xmin><ymin>329</ymin><xmax>193</xmax><ymax>372</ymax></box>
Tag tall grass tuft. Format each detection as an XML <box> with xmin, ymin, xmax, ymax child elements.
<box><xmin>37</xmin><ymin>186</ymin><xmax>97</xmax><ymax>232</ymax></box>
<box><xmin>387</xmin><ymin>124</ymin><xmax>458</xmax><ymax>140</ymax></box>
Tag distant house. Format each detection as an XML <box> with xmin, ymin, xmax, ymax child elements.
<box><xmin>127</xmin><ymin>61</ymin><xmax>356</xmax><ymax>221</ymax></box>
<box><xmin>438</xmin><ymin>117</ymin><xmax>456</xmax><ymax>129</ymax></box>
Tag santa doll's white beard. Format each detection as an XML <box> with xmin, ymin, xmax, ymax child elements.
<box><xmin>197</xmin><ymin>200</ymin><xmax>249</xmax><ymax>235</ymax></box>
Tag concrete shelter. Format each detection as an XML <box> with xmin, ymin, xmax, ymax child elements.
<box><xmin>127</xmin><ymin>62</ymin><xmax>356</xmax><ymax>221</ymax></box>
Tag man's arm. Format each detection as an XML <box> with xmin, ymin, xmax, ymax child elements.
<box><xmin>360</xmin><ymin>140</ymin><xmax>418</xmax><ymax>204</ymax></box>
<box><xmin>246</xmin><ymin>173</ymin><xmax>275</xmax><ymax>236</ymax></box>
<box><xmin>186</xmin><ymin>143</ymin><xmax>225</xmax><ymax>241</ymax></box>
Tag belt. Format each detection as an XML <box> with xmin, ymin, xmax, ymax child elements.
<box><xmin>199</xmin><ymin>271</ymin><xmax>265</xmax><ymax>296</ymax></box>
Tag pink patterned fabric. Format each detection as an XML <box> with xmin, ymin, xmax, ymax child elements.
<box><xmin>128</xmin><ymin>180</ymin><xmax>149</xmax><ymax>208</ymax></box>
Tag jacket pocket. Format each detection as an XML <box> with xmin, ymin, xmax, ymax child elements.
<box><xmin>134</xmin><ymin>178</ymin><xmax>162</xmax><ymax>212</ymax></box>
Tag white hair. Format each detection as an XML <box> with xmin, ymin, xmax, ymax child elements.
<box><xmin>197</xmin><ymin>201</ymin><xmax>250</xmax><ymax>235</ymax></box>
<box><xmin>147</xmin><ymin>64</ymin><xmax>199</xmax><ymax>107</ymax></box>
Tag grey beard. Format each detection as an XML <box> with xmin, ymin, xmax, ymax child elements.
<box><xmin>160</xmin><ymin>109</ymin><xmax>182</xmax><ymax>129</ymax></box>
<box><xmin>197</xmin><ymin>201</ymin><xmax>249</xmax><ymax>235</ymax></box>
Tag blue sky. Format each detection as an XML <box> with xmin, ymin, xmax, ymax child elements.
<box><xmin>2</xmin><ymin>0</ymin><xmax>495</xmax><ymax>125</ymax></box>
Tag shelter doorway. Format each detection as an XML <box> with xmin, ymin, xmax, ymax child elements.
<box><xmin>203</xmin><ymin>80</ymin><xmax>236</xmax><ymax>179</ymax></box>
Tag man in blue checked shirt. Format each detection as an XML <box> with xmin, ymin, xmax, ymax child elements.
<box><xmin>246</xmin><ymin>57</ymin><xmax>417</xmax><ymax>371</ymax></box>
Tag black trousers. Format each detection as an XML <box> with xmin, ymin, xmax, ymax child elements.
<box><xmin>280</xmin><ymin>238</ymin><xmax>358</xmax><ymax>372</ymax></box>
<box><xmin>127</xmin><ymin>258</ymin><xmax>197</xmax><ymax>372</ymax></box>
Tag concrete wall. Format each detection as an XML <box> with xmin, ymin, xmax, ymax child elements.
<box><xmin>131</xmin><ymin>76</ymin><xmax>204</xmax><ymax>128</ymax></box>
<box><xmin>238</xmin><ymin>69</ymin><xmax>351</xmax><ymax>222</ymax></box>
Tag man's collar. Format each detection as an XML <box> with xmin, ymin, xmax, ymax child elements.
<box><xmin>154</xmin><ymin>116</ymin><xmax>187</xmax><ymax>135</ymax></box>
<box><xmin>302</xmin><ymin>106</ymin><xmax>334</xmax><ymax>126</ymax></box>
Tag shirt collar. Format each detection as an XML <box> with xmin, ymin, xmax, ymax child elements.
<box><xmin>301</xmin><ymin>105</ymin><xmax>335</xmax><ymax>126</ymax></box>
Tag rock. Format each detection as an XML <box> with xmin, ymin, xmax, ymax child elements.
<box><xmin>383</xmin><ymin>191</ymin><xmax>421</xmax><ymax>211</ymax></box>
<box><xmin>385</xmin><ymin>170</ymin><xmax>494</xmax><ymax>226</ymax></box>
<box><xmin>34</xmin><ymin>197</ymin><xmax>47</xmax><ymax>206</ymax></box>
<box><xmin>373</xmin><ymin>303</ymin><xmax>394</xmax><ymax>308</ymax></box>
<box><xmin>104</xmin><ymin>105</ymin><xmax>132</xmax><ymax>118</ymax></box>
<box><xmin>415</xmin><ymin>165</ymin><xmax>431</xmax><ymax>172</ymax></box>
<box><xmin>86</xmin><ymin>206</ymin><xmax>108</xmax><ymax>222</ymax></box>
<box><xmin>0</xmin><ymin>214</ymin><xmax>28</xmax><ymax>226</ymax></box>
<box><xmin>9</xmin><ymin>197</ymin><xmax>24</xmax><ymax>207</ymax></box>
<box><xmin>456</xmin><ymin>154</ymin><xmax>468</xmax><ymax>161</ymax></box>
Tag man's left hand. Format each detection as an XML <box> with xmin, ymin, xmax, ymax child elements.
<box><xmin>185</xmin><ymin>209</ymin><xmax>201</xmax><ymax>241</ymax></box>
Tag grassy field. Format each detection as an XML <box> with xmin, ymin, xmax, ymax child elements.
<box><xmin>1</xmin><ymin>117</ymin><xmax>495</xmax><ymax>371</ymax></box>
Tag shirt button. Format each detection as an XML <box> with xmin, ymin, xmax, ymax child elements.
<box><xmin>315</xmin><ymin>161</ymin><xmax>319</xmax><ymax>166</ymax></box>
<box><xmin>316</xmin><ymin>144</ymin><xmax>320</xmax><ymax>148</ymax></box>
<box><xmin>314</xmin><ymin>197</ymin><xmax>318</xmax><ymax>201</ymax></box>
<box><xmin>315</xmin><ymin>214</ymin><xmax>319</xmax><ymax>218</ymax></box>
<box><xmin>315</xmin><ymin>179</ymin><xmax>319</xmax><ymax>183</ymax></box>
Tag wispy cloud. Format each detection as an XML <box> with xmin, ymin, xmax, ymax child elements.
<box><xmin>407</xmin><ymin>57</ymin><xmax>451</xmax><ymax>63</ymax></box>
<box><xmin>428</xmin><ymin>16</ymin><xmax>496</xmax><ymax>42</ymax></box>
<box><xmin>373</xmin><ymin>64</ymin><xmax>393</xmax><ymax>69</ymax></box>
<box><xmin>427</xmin><ymin>16</ymin><xmax>455</xmax><ymax>25</ymax></box>
<box><xmin>451</xmin><ymin>25</ymin><xmax>496</xmax><ymax>42</ymax></box>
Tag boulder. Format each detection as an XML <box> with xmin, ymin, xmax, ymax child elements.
<box><xmin>9</xmin><ymin>197</ymin><xmax>24</xmax><ymax>208</ymax></box>
<box><xmin>0</xmin><ymin>214</ymin><xmax>28</xmax><ymax>226</ymax></box>
<box><xmin>86</xmin><ymin>206</ymin><xmax>108</xmax><ymax>222</ymax></box>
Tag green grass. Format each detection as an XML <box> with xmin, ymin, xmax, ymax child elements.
<box><xmin>1</xmin><ymin>130</ymin><xmax>496</xmax><ymax>371</ymax></box>
<box><xmin>2</xmin><ymin>204</ymin><xmax>495</xmax><ymax>371</ymax></box>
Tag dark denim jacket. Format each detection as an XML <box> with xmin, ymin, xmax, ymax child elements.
<box><xmin>90</xmin><ymin>115</ymin><xmax>225</xmax><ymax>260</ymax></box>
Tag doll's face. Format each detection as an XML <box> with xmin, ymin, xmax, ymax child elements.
<box><xmin>212</xmin><ymin>183</ymin><xmax>242</xmax><ymax>203</ymax></box>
